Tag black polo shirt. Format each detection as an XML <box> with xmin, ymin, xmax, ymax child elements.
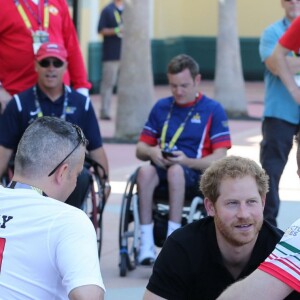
<box><xmin>147</xmin><ymin>217</ymin><xmax>299</xmax><ymax>300</ymax></box>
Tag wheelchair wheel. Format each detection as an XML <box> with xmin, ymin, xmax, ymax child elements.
<box><xmin>119</xmin><ymin>252</ymin><xmax>127</xmax><ymax>277</ymax></box>
<box><xmin>118</xmin><ymin>170</ymin><xmax>139</xmax><ymax>277</ymax></box>
<box><xmin>82</xmin><ymin>171</ymin><xmax>106</xmax><ymax>259</ymax></box>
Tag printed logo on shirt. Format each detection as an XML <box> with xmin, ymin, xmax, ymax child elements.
<box><xmin>0</xmin><ymin>215</ymin><xmax>13</xmax><ymax>229</ymax></box>
<box><xmin>191</xmin><ymin>113</ymin><xmax>201</xmax><ymax>124</ymax></box>
<box><xmin>284</xmin><ymin>225</ymin><xmax>300</xmax><ymax>237</ymax></box>
<box><xmin>66</xmin><ymin>106</ymin><xmax>77</xmax><ymax>114</ymax></box>
<box><xmin>30</xmin><ymin>109</ymin><xmax>39</xmax><ymax>116</ymax></box>
<box><xmin>49</xmin><ymin>5</ymin><xmax>59</xmax><ymax>16</ymax></box>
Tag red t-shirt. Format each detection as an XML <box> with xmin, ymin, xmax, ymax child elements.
<box><xmin>279</xmin><ymin>16</ymin><xmax>300</xmax><ymax>55</ymax></box>
<box><xmin>0</xmin><ymin>0</ymin><xmax>91</xmax><ymax>95</ymax></box>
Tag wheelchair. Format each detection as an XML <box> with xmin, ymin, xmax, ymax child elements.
<box><xmin>1</xmin><ymin>155</ymin><xmax>108</xmax><ymax>259</ymax></box>
<box><xmin>81</xmin><ymin>155</ymin><xmax>109</xmax><ymax>259</ymax></box>
<box><xmin>118</xmin><ymin>167</ymin><xmax>207</xmax><ymax>277</ymax></box>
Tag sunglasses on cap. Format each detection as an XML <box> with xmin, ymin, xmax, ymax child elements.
<box><xmin>48</xmin><ymin>124</ymin><xmax>88</xmax><ymax>177</ymax></box>
<box><xmin>38</xmin><ymin>58</ymin><xmax>64</xmax><ymax>68</ymax></box>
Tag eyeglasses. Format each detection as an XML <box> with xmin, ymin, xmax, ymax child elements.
<box><xmin>48</xmin><ymin>124</ymin><xmax>88</xmax><ymax>177</ymax></box>
<box><xmin>38</xmin><ymin>58</ymin><xmax>64</xmax><ymax>68</ymax></box>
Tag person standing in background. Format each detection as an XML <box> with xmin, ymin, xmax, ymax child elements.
<box><xmin>97</xmin><ymin>0</ymin><xmax>124</xmax><ymax>120</ymax></box>
<box><xmin>258</xmin><ymin>0</ymin><xmax>300</xmax><ymax>226</ymax></box>
<box><xmin>0</xmin><ymin>0</ymin><xmax>91</xmax><ymax>112</ymax></box>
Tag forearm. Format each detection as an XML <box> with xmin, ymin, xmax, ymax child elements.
<box><xmin>136</xmin><ymin>141</ymin><xmax>156</xmax><ymax>161</ymax></box>
<box><xmin>265</xmin><ymin>54</ymin><xmax>300</xmax><ymax>76</ymax></box>
<box><xmin>286</xmin><ymin>56</ymin><xmax>300</xmax><ymax>75</ymax></box>
<box><xmin>99</xmin><ymin>27</ymin><xmax>119</xmax><ymax>37</ymax></box>
<box><xmin>217</xmin><ymin>269</ymin><xmax>293</xmax><ymax>300</ymax></box>
<box><xmin>273</xmin><ymin>44</ymin><xmax>299</xmax><ymax>94</ymax></box>
<box><xmin>0</xmin><ymin>86</ymin><xmax>12</xmax><ymax>113</ymax></box>
<box><xmin>89</xmin><ymin>147</ymin><xmax>109</xmax><ymax>180</ymax></box>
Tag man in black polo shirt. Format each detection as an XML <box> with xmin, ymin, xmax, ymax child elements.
<box><xmin>144</xmin><ymin>156</ymin><xmax>299</xmax><ymax>300</ymax></box>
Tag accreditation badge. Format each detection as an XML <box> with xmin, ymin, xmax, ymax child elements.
<box><xmin>32</xmin><ymin>30</ymin><xmax>49</xmax><ymax>54</ymax></box>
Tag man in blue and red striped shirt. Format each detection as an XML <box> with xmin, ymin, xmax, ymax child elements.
<box><xmin>135</xmin><ymin>54</ymin><xmax>231</xmax><ymax>265</ymax></box>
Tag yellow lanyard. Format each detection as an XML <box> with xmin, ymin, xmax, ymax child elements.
<box><xmin>160</xmin><ymin>96</ymin><xmax>199</xmax><ymax>151</ymax></box>
<box><xmin>114</xmin><ymin>10</ymin><xmax>122</xmax><ymax>25</ymax></box>
<box><xmin>15</xmin><ymin>0</ymin><xmax>49</xmax><ymax>31</ymax></box>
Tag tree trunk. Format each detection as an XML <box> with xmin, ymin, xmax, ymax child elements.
<box><xmin>115</xmin><ymin>0</ymin><xmax>154</xmax><ymax>141</ymax></box>
<box><xmin>214</xmin><ymin>0</ymin><xmax>247</xmax><ymax>118</ymax></box>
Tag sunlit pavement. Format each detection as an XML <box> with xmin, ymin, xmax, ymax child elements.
<box><xmin>90</xmin><ymin>81</ymin><xmax>300</xmax><ymax>299</ymax></box>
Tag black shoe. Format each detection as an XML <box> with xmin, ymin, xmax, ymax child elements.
<box><xmin>100</xmin><ymin>115</ymin><xmax>111</xmax><ymax>120</ymax></box>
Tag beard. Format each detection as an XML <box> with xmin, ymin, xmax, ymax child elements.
<box><xmin>214</xmin><ymin>213</ymin><xmax>263</xmax><ymax>247</ymax></box>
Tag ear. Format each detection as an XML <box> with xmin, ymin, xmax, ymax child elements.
<box><xmin>204</xmin><ymin>198</ymin><xmax>216</xmax><ymax>217</ymax></box>
<box><xmin>195</xmin><ymin>74</ymin><xmax>201</xmax><ymax>86</ymax></box>
<box><xmin>53</xmin><ymin>163</ymin><xmax>69</xmax><ymax>185</ymax></box>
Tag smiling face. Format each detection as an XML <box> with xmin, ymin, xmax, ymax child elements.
<box><xmin>35</xmin><ymin>57</ymin><xmax>67</xmax><ymax>92</ymax></box>
<box><xmin>205</xmin><ymin>175</ymin><xmax>265</xmax><ymax>248</ymax></box>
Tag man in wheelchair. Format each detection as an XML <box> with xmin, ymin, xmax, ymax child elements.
<box><xmin>0</xmin><ymin>42</ymin><xmax>109</xmax><ymax>208</ymax></box>
<box><xmin>136</xmin><ymin>54</ymin><xmax>231</xmax><ymax>265</ymax></box>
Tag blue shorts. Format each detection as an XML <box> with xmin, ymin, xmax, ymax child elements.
<box><xmin>154</xmin><ymin>164</ymin><xmax>201</xmax><ymax>190</ymax></box>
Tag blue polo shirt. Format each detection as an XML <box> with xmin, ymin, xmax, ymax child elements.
<box><xmin>0</xmin><ymin>85</ymin><xmax>102</xmax><ymax>151</ymax></box>
<box><xmin>140</xmin><ymin>94</ymin><xmax>231</xmax><ymax>159</ymax></box>
<box><xmin>259</xmin><ymin>17</ymin><xmax>300</xmax><ymax>125</ymax></box>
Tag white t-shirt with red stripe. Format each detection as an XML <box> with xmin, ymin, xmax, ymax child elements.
<box><xmin>259</xmin><ymin>218</ymin><xmax>300</xmax><ymax>292</ymax></box>
<box><xmin>0</xmin><ymin>186</ymin><xmax>105</xmax><ymax>299</ymax></box>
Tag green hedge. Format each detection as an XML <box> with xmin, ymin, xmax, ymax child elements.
<box><xmin>88</xmin><ymin>37</ymin><xmax>263</xmax><ymax>94</ymax></box>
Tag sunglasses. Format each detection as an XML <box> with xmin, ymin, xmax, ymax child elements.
<box><xmin>38</xmin><ymin>58</ymin><xmax>64</xmax><ymax>68</ymax></box>
<box><xmin>48</xmin><ymin>124</ymin><xmax>89</xmax><ymax>177</ymax></box>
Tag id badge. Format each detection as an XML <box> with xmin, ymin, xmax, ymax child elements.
<box><xmin>32</xmin><ymin>30</ymin><xmax>49</xmax><ymax>54</ymax></box>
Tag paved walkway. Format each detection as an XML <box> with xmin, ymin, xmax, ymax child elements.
<box><xmin>90</xmin><ymin>81</ymin><xmax>300</xmax><ymax>299</ymax></box>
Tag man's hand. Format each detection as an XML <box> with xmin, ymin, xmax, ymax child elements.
<box><xmin>162</xmin><ymin>150</ymin><xmax>189</xmax><ymax>168</ymax></box>
<box><xmin>147</xmin><ymin>147</ymin><xmax>169</xmax><ymax>169</ymax></box>
<box><xmin>0</xmin><ymin>87</ymin><xmax>11</xmax><ymax>113</ymax></box>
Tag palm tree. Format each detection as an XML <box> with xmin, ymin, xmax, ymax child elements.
<box><xmin>214</xmin><ymin>0</ymin><xmax>247</xmax><ymax>117</ymax></box>
<box><xmin>115</xmin><ymin>0</ymin><xmax>154</xmax><ymax>141</ymax></box>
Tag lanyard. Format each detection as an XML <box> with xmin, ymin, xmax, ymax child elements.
<box><xmin>114</xmin><ymin>9</ymin><xmax>122</xmax><ymax>25</ymax></box>
<box><xmin>33</xmin><ymin>85</ymin><xmax>69</xmax><ymax>120</ymax></box>
<box><xmin>160</xmin><ymin>95</ymin><xmax>200</xmax><ymax>151</ymax></box>
<box><xmin>7</xmin><ymin>181</ymin><xmax>45</xmax><ymax>196</ymax></box>
<box><xmin>14</xmin><ymin>0</ymin><xmax>49</xmax><ymax>31</ymax></box>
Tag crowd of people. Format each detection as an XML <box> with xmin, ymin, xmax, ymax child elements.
<box><xmin>1</xmin><ymin>0</ymin><xmax>300</xmax><ymax>299</ymax></box>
